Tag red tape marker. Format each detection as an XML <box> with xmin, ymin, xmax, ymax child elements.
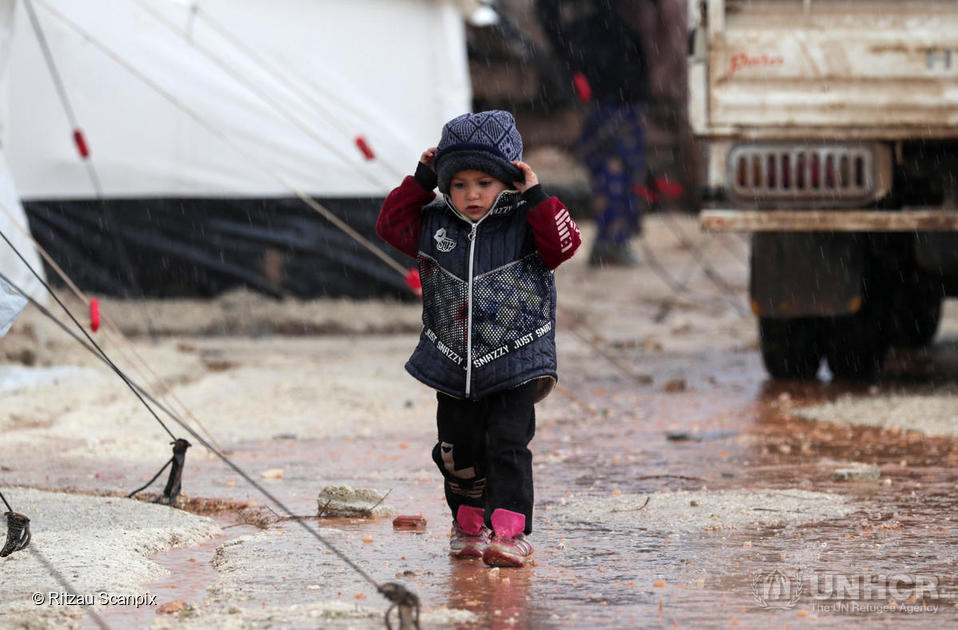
<box><xmin>404</xmin><ymin>268</ymin><xmax>422</xmax><ymax>299</ymax></box>
<box><xmin>572</xmin><ymin>72</ymin><xmax>592</xmax><ymax>104</ymax></box>
<box><xmin>355</xmin><ymin>136</ymin><xmax>375</xmax><ymax>161</ymax></box>
<box><xmin>73</xmin><ymin>129</ymin><xmax>90</xmax><ymax>159</ymax></box>
<box><xmin>89</xmin><ymin>298</ymin><xmax>100</xmax><ymax>332</ymax></box>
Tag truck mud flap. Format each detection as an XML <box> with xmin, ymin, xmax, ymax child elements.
<box><xmin>750</xmin><ymin>233</ymin><xmax>863</xmax><ymax>318</ymax></box>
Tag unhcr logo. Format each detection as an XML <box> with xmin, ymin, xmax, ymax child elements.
<box><xmin>750</xmin><ymin>569</ymin><xmax>943</xmax><ymax>613</ymax></box>
<box><xmin>752</xmin><ymin>569</ymin><xmax>803</xmax><ymax>609</ymax></box>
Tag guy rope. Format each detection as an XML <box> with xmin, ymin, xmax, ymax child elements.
<box><xmin>0</xmin><ymin>234</ymin><xmax>421</xmax><ymax>628</ymax></box>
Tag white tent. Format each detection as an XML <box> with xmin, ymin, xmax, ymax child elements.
<box><xmin>0</xmin><ymin>149</ymin><xmax>44</xmax><ymax>335</ymax></box>
<box><xmin>0</xmin><ymin>0</ymin><xmax>45</xmax><ymax>335</ymax></box>
<box><xmin>0</xmin><ymin>0</ymin><xmax>474</xmax><ymax>299</ymax></box>
<box><xmin>4</xmin><ymin>0</ymin><xmax>472</xmax><ymax>199</ymax></box>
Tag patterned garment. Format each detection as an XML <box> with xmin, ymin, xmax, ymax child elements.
<box><xmin>581</xmin><ymin>104</ymin><xmax>647</xmax><ymax>244</ymax></box>
<box><xmin>434</xmin><ymin>110</ymin><xmax>524</xmax><ymax>194</ymax></box>
<box><xmin>419</xmin><ymin>253</ymin><xmax>552</xmax><ymax>371</ymax></box>
<box><xmin>436</xmin><ymin>111</ymin><xmax>523</xmax><ymax>162</ymax></box>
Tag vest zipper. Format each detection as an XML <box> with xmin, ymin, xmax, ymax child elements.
<box><xmin>443</xmin><ymin>191</ymin><xmax>516</xmax><ymax>397</ymax></box>
<box><xmin>465</xmin><ymin>221</ymin><xmax>478</xmax><ymax>397</ymax></box>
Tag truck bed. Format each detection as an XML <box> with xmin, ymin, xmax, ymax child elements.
<box><xmin>695</xmin><ymin>0</ymin><xmax>958</xmax><ymax>138</ymax></box>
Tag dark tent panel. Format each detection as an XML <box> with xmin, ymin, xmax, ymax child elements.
<box><xmin>24</xmin><ymin>197</ymin><xmax>416</xmax><ymax>301</ymax></box>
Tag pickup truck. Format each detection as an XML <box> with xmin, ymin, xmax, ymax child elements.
<box><xmin>690</xmin><ymin>0</ymin><xmax>958</xmax><ymax>379</ymax></box>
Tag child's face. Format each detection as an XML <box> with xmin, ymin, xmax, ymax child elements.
<box><xmin>449</xmin><ymin>170</ymin><xmax>508</xmax><ymax>222</ymax></box>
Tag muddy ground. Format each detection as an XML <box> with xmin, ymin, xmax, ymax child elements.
<box><xmin>2</xmin><ymin>215</ymin><xmax>958</xmax><ymax>628</ymax></box>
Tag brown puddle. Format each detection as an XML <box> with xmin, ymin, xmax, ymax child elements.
<box><xmin>78</xmin><ymin>521</ymin><xmax>249</xmax><ymax>630</ymax></box>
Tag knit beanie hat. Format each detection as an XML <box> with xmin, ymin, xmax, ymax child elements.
<box><xmin>434</xmin><ymin>110</ymin><xmax>524</xmax><ymax>194</ymax></box>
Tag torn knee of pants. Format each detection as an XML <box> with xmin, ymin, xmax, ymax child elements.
<box><xmin>435</xmin><ymin>441</ymin><xmax>485</xmax><ymax>499</ymax></box>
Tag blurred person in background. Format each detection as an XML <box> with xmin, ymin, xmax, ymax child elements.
<box><xmin>536</xmin><ymin>0</ymin><xmax>658</xmax><ymax>267</ymax></box>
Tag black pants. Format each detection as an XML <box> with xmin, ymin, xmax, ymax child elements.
<box><xmin>431</xmin><ymin>381</ymin><xmax>537</xmax><ymax>535</ymax></box>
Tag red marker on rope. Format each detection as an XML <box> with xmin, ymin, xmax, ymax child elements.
<box><xmin>355</xmin><ymin>136</ymin><xmax>375</xmax><ymax>161</ymax></box>
<box><xmin>404</xmin><ymin>268</ymin><xmax>422</xmax><ymax>299</ymax></box>
<box><xmin>73</xmin><ymin>129</ymin><xmax>90</xmax><ymax>159</ymax></box>
<box><xmin>89</xmin><ymin>298</ymin><xmax>100</xmax><ymax>332</ymax></box>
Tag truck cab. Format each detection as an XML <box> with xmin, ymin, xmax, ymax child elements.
<box><xmin>691</xmin><ymin>0</ymin><xmax>958</xmax><ymax>379</ymax></box>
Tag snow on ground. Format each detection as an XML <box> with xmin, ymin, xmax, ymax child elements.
<box><xmin>553</xmin><ymin>488</ymin><xmax>854</xmax><ymax>535</ymax></box>
<box><xmin>794</xmin><ymin>388</ymin><xmax>958</xmax><ymax>438</ymax></box>
<box><xmin>0</xmin><ymin>488</ymin><xmax>220</xmax><ymax>627</ymax></box>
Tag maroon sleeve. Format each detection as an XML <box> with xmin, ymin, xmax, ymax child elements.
<box><xmin>376</xmin><ymin>176</ymin><xmax>436</xmax><ymax>258</ymax></box>
<box><xmin>525</xmin><ymin>192</ymin><xmax>582</xmax><ymax>270</ymax></box>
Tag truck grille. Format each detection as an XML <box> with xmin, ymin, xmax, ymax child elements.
<box><xmin>729</xmin><ymin>144</ymin><xmax>874</xmax><ymax>202</ymax></box>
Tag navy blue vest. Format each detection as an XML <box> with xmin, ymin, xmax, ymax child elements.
<box><xmin>405</xmin><ymin>191</ymin><xmax>557</xmax><ymax>401</ymax></box>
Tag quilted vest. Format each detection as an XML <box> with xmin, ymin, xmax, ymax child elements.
<box><xmin>405</xmin><ymin>191</ymin><xmax>557</xmax><ymax>401</ymax></box>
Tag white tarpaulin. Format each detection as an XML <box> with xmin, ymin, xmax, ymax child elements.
<box><xmin>0</xmin><ymin>150</ymin><xmax>44</xmax><ymax>319</ymax></box>
<box><xmin>0</xmin><ymin>148</ymin><xmax>43</xmax><ymax>315</ymax></box>
<box><xmin>3</xmin><ymin>0</ymin><xmax>472</xmax><ymax>199</ymax></box>
<box><xmin>0</xmin><ymin>275</ymin><xmax>27</xmax><ymax>336</ymax></box>
<box><xmin>0</xmin><ymin>0</ymin><xmax>46</xmax><ymax>333</ymax></box>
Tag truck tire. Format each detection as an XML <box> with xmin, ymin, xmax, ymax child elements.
<box><xmin>890</xmin><ymin>289</ymin><xmax>942</xmax><ymax>347</ymax></box>
<box><xmin>824</xmin><ymin>313</ymin><xmax>887</xmax><ymax>381</ymax></box>
<box><xmin>759</xmin><ymin>317</ymin><xmax>822</xmax><ymax>379</ymax></box>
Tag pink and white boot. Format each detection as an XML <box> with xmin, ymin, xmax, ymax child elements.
<box><xmin>482</xmin><ymin>509</ymin><xmax>533</xmax><ymax>568</ymax></box>
<box><xmin>449</xmin><ymin>506</ymin><xmax>491</xmax><ymax>559</ymax></box>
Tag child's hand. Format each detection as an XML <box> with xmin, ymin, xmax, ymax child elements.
<box><xmin>420</xmin><ymin>147</ymin><xmax>438</xmax><ymax>172</ymax></box>
<box><xmin>511</xmin><ymin>161</ymin><xmax>539</xmax><ymax>193</ymax></box>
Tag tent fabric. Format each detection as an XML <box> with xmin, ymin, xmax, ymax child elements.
<box><xmin>0</xmin><ymin>0</ymin><xmax>46</xmax><ymax>332</ymax></box>
<box><xmin>0</xmin><ymin>275</ymin><xmax>27</xmax><ymax>336</ymax></box>
<box><xmin>0</xmin><ymin>150</ymin><xmax>45</xmax><ymax>301</ymax></box>
<box><xmin>4</xmin><ymin>0</ymin><xmax>471</xmax><ymax>199</ymax></box>
<box><xmin>24</xmin><ymin>196</ymin><xmax>417</xmax><ymax>300</ymax></box>
<box><xmin>0</xmin><ymin>0</ymin><xmax>471</xmax><ymax>299</ymax></box>
<box><xmin>0</xmin><ymin>154</ymin><xmax>41</xmax><ymax>338</ymax></box>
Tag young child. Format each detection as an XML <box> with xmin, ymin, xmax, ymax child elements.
<box><xmin>376</xmin><ymin>110</ymin><xmax>581</xmax><ymax>568</ymax></box>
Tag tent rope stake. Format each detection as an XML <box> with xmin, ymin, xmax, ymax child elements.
<box><xmin>0</xmin><ymin>264</ymin><xmax>421</xmax><ymax>622</ymax></box>
<box><xmin>0</xmin><ymin>511</ymin><xmax>31</xmax><ymax>557</ymax></box>
<box><xmin>0</xmin><ymin>490</ymin><xmax>31</xmax><ymax>557</ymax></box>
<box><xmin>379</xmin><ymin>582</ymin><xmax>421</xmax><ymax>630</ymax></box>
<box><xmin>127</xmin><ymin>438</ymin><xmax>192</xmax><ymax>504</ymax></box>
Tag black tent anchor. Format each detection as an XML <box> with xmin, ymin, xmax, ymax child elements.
<box><xmin>379</xmin><ymin>582</ymin><xmax>421</xmax><ymax>630</ymax></box>
<box><xmin>0</xmin><ymin>512</ymin><xmax>31</xmax><ymax>557</ymax></box>
<box><xmin>128</xmin><ymin>438</ymin><xmax>192</xmax><ymax>504</ymax></box>
<box><xmin>0</xmin><ymin>489</ymin><xmax>31</xmax><ymax>557</ymax></box>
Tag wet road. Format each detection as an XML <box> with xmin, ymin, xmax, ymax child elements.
<box><xmin>68</xmin><ymin>333</ymin><xmax>958</xmax><ymax>629</ymax></box>
<box><xmin>7</xmin><ymin>221</ymin><xmax>958</xmax><ymax>628</ymax></box>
